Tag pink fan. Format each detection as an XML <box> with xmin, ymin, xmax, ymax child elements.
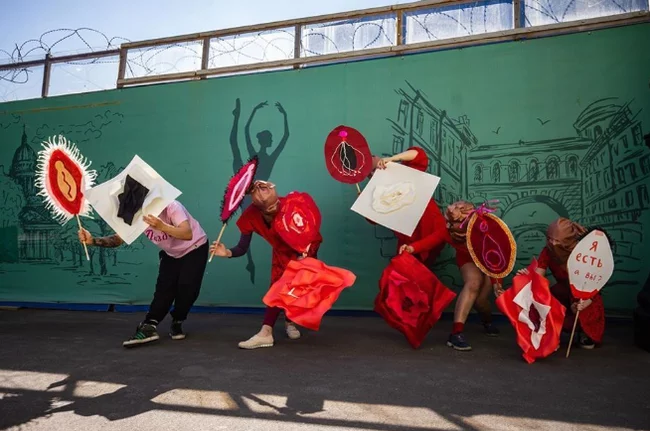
<box><xmin>209</xmin><ymin>156</ymin><xmax>259</xmax><ymax>262</ymax></box>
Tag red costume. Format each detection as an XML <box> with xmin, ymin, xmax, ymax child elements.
<box><xmin>537</xmin><ymin>218</ymin><xmax>606</xmax><ymax>344</ymax></box>
<box><xmin>237</xmin><ymin>196</ymin><xmax>323</xmax><ymax>284</ymax></box>
<box><xmin>537</xmin><ymin>246</ymin><xmax>605</xmax><ymax>343</ymax></box>
<box><xmin>411</xmin><ymin>201</ymin><xmax>474</xmax><ymax>269</ymax></box>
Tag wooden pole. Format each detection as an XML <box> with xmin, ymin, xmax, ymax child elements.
<box><xmin>208</xmin><ymin>223</ymin><xmax>227</xmax><ymax>263</ymax></box>
<box><xmin>565</xmin><ymin>310</ymin><xmax>581</xmax><ymax>358</ymax></box>
<box><xmin>356</xmin><ymin>183</ymin><xmax>361</xmax><ymax>195</ymax></box>
<box><xmin>76</xmin><ymin>215</ymin><xmax>90</xmax><ymax>261</ymax></box>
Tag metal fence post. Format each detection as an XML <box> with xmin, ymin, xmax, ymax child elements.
<box><xmin>41</xmin><ymin>54</ymin><xmax>52</xmax><ymax>98</ymax></box>
<box><xmin>397</xmin><ymin>10</ymin><xmax>405</xmax><ymax>45</ymax></box>
<box><xmin>201</xmin><ymin>37</ymin><xmax>210</xmax><ymax>78</ymax></box>
<box><xmin>293</xmin><ymin>24</ymin><xmax>302</xmax><ymax>69</ymax></box>
<box><xmin>514</xmin><ymin>0</ymin><xmax>522</xmax><ymax>28</ymax></box>
<box><xmin>116</xmin><ymin>48</ymin><xmax>127</xmax><ymax>88</ymax></box>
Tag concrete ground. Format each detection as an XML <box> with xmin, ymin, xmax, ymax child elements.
<box><xmin>0</xmin><ymin>309</ymin><xmax>648</xmax><ymax>431</ymax></box>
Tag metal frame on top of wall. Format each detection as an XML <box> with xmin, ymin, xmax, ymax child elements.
<box><xmin>0</xmin><ymin>0</ymin><xmax>649</xmax><ymax>99</ymax></box>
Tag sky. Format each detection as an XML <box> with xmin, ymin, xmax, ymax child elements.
<box><xmin>0</xmin><ymin>0</ymin><xmax>413</xmax><ymax>101</ymax></box>
<box><xmin>0</xmin><ymin>0</ymin><xmax>412</xmax><ymax>54</ymax></box>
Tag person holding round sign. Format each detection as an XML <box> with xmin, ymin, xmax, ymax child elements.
<box><xmin>210</xmin><ymin>180</ymin><xmax>323</xmax><ymax>349</ymax></box>
<box><xmin>441</xmin><ymin>201</ymin><xmax>512</xmax><ymax>351</ymax></box>
<box><xmin>519</xmin><ymin>217</ymin><xmax>608</xmax><ymax>350</ymax></box>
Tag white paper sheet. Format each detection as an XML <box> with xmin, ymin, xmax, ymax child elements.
<box><xmin>350</xmin><ymin>162</ymin><xmax>441</xmax><ymax>237</ymax></box>
<box><xmin>85</xmin><ymin>155</ymin><xmax>182</xmax><ymax>245</ymax></box>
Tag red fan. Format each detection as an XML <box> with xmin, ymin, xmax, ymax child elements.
<box><xmin>36</xmin><ymin>135</ymin><xmax>96</xmax><ymax>261</ymax></box>
<box><xmin>273</xmin><ymin>191</ymin><xmax>321</xmax><ymax>254</ymax></box>
<box><xmin>209</xmin><ymin>156</ymin><xmax>258</xmax><ymax>262</ymax></box>
<box><xmin>324</xmin><ymin>125</ymin><xmax>373</xmax><ymax>193</ymax></box>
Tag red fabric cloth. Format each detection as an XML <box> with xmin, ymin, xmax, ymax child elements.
<box><xmin>538</xmin><ymin>247</ymin><xmax>605</xmax><ymax>343</ymax></box>
<box><xmin>375</xmin><ymin>252</ymin><xmax>456</xmax><ymax>349</ymax></box>
<box><xmin>273</xmin><ymin>191</ymin><xmax>321</xmax><ymax>254</ymax></box>
<box><xmin>402</xmin><ymin>147</ymin><xmax>429</xmax><ymax>172</ymax></box>
<box><xmin>496</xmin><ymin>259</ymin><xmax>566</xmax><ymax>364</ymax></box>
<box><xmin>237</xmin><ymin>197</ymin><xmax>323</xmax><ymax>284</ymax></box>
<box><xmin>263</xmin><ymin>257</ymin><xmax>356</xmax><ymax>331</ymax></box>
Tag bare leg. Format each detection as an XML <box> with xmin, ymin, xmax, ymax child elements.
<box><xmin>447</xmin><ymin>263</ymin><xmax>484</xmax><ymax>351</ymax></box>
<box><xmin>474</xmin><ymin>275</ymin><xmax>492</xmax><ymax>321</ymax></box>
<box><xmin>453</xmin><ymin>263</ymin><xmax>485</xmax><ymax>325</ymax></box>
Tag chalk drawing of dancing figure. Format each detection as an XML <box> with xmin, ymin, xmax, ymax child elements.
<box><xmin>230</xmin><ymin>98</ymin><xmax>290</xmax><ymax>283</ymax></box>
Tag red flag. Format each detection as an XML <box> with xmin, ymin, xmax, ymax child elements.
<box><xmin>496</xmin><ymin>259</ymin><xmax>566</xmax><ymax>364</ymax></box>
<box><xmin>375</xmin><ymin>253</ymin><xmax>456</xmax><ymax>349</ymax></box>
<box><xmin>263</xmin><ymin>257</ymin><xmax>356</xmax><ymax>331</ymax></box>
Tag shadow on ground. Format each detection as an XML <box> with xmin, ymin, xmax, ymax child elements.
<box><xmin>0</xmin><ymin>310</ymin><xmax>648</xmax><ymax>431</ymax></box>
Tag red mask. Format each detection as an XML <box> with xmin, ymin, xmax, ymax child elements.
<box><xmin>546</xmin><ymin>217</ymin><xmax>587</xmax><ymax>263</ymax></box>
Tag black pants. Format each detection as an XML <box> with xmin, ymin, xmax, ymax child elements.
<box><xmin>145</xmin><ymin>242</ymin><xmax>209</xmax><ymax>324</ymax></box>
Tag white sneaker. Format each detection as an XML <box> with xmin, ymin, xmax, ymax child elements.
<box><xmin>285</xmin><ymin>322</ymin><xmax>301</xmax><ymax>340</ymax></box>
<box><xmin>238</xmin><ymin>333</ymin><xmax>274</xmax><ymax>349</ymax></box>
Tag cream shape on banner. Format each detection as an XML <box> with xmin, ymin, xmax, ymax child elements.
<box><xmin>371</xmin><ymin>182</ymin><xmax>416</xmax><ymax>214</ymax></box>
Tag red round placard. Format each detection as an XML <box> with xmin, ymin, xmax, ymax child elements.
<box><xmin>46</xmin><ymin>148</ymin><xmax>85</xmax><ymax>215</ymax></box>
<box><xmin>324</xmin><ymin>125</ymin><xmax>373</xmax><ymax>184</ymax></box>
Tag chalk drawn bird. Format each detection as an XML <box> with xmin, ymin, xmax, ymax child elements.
<box><xmin>492</xmin><ymin>127</ymin><xmax>501</xmax><ymax>135</ymax></box>
<box><xmin>528</xmin><ymin>210</ymin><xmax>537</xmax><ymax>217</ymax></box>
<box><xmin>537</xmin><ymin>118</ymin><xmax>550</xmax><ymax>126</ymax></box>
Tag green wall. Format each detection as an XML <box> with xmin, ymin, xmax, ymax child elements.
<box><xmin>1</xmin><ymin>24</ymin><xmax>649</xmax><ymax>314</ymax></box>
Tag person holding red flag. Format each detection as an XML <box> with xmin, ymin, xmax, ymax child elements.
<box><xmin>210</xmin><ymin>180</ymin><xmax>323</xmax><ymax>349</ymax></box>
<box><xmin>518</xmin><ymin>217</ymin><xmax>605</xmax><ymax>349</ymax></box>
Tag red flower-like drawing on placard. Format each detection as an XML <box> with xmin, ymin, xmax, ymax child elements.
<box><xmin>35</xmin><ymin>135</ymin><xmax>96</xmax><ymax>224</ymax></box>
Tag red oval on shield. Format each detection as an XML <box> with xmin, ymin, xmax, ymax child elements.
<box><xmin>47</xmin><ymin>149</ymin><xmax>84</xmax><ymax>215</ymax></box>
<box><xmin>324</xmin><ymin>125</ymin><xmax>373</xmax><ymax>184</ymax></box>
<box><xmin>466</xmin><ymin>212</ymin><xmax>517</xmax><ymax>279</ymax></box>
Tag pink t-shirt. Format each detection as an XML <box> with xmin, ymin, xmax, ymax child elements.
<box><xmin>144</xmin><ymin>201</ymin><xmax>207</xmax><ymax>258</ymax></box>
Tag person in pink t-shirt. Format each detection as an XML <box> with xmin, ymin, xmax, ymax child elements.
<box><xmin>78</xmin><ymin>200</ymin><xmax>209</xmax><ymax>347</ymax></box>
